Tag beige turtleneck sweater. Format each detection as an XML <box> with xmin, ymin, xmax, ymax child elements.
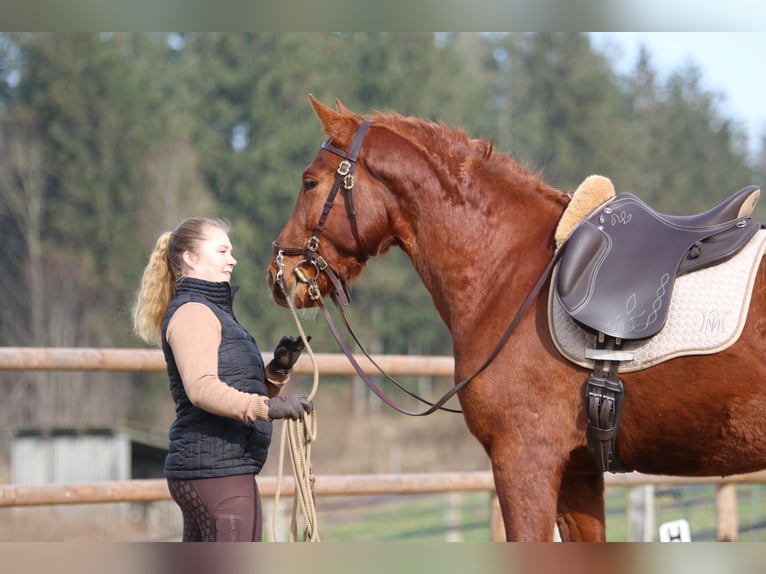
<box><xmin>166</xmin><ymin>302</ymin><xmax>288</xmax><ymax>422</ymax></box>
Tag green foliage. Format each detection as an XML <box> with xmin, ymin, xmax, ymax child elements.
<box><xmin>485</xmin><ymin>33</ymin><xmax>646</xmax><ymax>192</ymax></box>
<box><xmin>0</xmin><ymin>32</ymin><xmax>763</xmax><ymax>430</ymax></box>
<box><xmin>618</xmin><ymin>44</ymin><xmax>758</xmax><ymax>218</ymax></box>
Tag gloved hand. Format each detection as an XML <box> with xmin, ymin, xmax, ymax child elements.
<box><xmin>267</xmin><ymin>394</ymin><xmax>313</xmax><ymax>420</ymax></box>
<box><xmin>268</xmin><ymin>335</ymin><xmax>310</xmax><ymax>375</ymax></box>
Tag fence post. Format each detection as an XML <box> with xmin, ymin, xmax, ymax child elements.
<box><xmin>628</xmin><ymin>485</ymin><xmax>655</xmax><ymax>541</ymax></box>
<box><xmin>716</xmin><ymin>482</ymin><xmax>738</xmax><ymax>541</ymax></box>
<box><xmin>444</xmin><ymin>492</ymin><xmax>463</xmax><ymax>541</ymax></box>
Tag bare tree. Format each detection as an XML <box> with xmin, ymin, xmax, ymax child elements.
<box><xmin>0</xmin><ymin>110</ymin><xmax>44</xmax><ymax>346</ymax></box>
<box><xmin>0</xmin><ymin>110</ymin><xmax>133</xmax><ymax>436</ymax></box>
<box><xmin>140</xmin><ymin>139</ymin><xmax>213</xmax><ymax>238</ymax></box>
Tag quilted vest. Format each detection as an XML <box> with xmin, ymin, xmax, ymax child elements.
<box><xmin>161</xmin><ymin>277</ymin><xmax>271</xmax><ymax>479</ymax></box>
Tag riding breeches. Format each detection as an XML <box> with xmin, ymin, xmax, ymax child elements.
<box><xmin>167</xmin><ymin>474</ymin><xmax>263</xmax><ymax>542</ymax></box>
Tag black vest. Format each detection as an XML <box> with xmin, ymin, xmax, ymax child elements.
<box><xmin>161</xmin><ymin>277</ymin><xmax>272</xmax><ymax>479</ymax></box>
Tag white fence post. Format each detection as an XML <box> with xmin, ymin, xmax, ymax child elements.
<box><xmin>628</xmin><ymin>484</ymin><xmax>655</xmax><ymax>541</ymax></box>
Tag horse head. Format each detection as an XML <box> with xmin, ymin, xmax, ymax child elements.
<box><xmin>267</xmin><ymin>95</ymin><xmax>399</xmax><ymax>309</ymax></box>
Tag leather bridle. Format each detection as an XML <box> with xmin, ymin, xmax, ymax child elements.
<box><xmin>273</xmin><ymin>118</ymin><xmax>564</xmax><ymax>416</ymax></box>
<box><xmin>272</xmin><ymin>118</ymin><xmax>375</xmax><ymax>307</ymax></box>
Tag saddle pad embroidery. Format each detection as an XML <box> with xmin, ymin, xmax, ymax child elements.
<box><xmin>549</xmin><ymin>229</ymin><xmax>766</xmax><ymax>372</ymax></box>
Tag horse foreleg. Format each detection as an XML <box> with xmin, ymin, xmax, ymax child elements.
<box><xmin>490</xmin><ymin>452</ymin><xmax>561</xmax><ymax>541</ymax></box>
<box><xmin>555</xmin><ymin>454</ymin><xmax>606</xmax><ymax>541</ymax></box>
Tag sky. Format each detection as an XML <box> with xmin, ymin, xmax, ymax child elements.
<box><xmin>591</xmin><ymin>33</ymin><xmax>766</xmax><ymax>158</ymax></box>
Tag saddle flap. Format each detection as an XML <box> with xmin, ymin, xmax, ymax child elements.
<box><xmin>555</xmin><ymin>220</ymin><xmax>610</xmax><ymax>312</ymax></box>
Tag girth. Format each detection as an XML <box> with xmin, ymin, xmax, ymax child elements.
<box><xmin>585</xmin><ymin>334</ymin><xmax>631</xmax><ymax>473</ymax></box>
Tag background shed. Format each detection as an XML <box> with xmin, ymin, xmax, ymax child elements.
<box><xmin>11</xmin><ymin>427</ymin><xmax>166</xmax><ymax>484</ymax></box>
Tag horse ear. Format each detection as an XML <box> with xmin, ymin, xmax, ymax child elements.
<box><xmin>309</xmin><ymin>93</ymin><xmax>358</xmax><ymax>146</ymax></box>
<box><xmin>335</xmin><ymin>99</ymin><xmax>354</xmax><ymax>116</ymax></box>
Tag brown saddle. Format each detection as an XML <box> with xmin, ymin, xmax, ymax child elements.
<box><xmin>556</xmin><ymin>185</ymin><xmax>762</xmax><ymax>340</ymax></box>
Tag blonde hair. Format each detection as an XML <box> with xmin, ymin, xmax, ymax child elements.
<box><xmin>132</xmin><ymin>217</ymin><xmax>231</xmax><ymax>345</ymax></box>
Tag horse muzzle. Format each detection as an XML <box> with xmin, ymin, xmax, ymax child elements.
<box><xmin>266</xmin><ymin>266</ymin><xmax>290</xmax><ymax>308</ymax></box>
<box><xmin>267</xmin><ymin>253</ymin><xmax>329</xmax><ymax>309</ymax></box>
<box><xmin>268</xmin><ymin>246</ymin><xmax>352</xmax><ymax>309</ymax></box>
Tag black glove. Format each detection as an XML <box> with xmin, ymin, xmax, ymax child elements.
<box><xmin>268</xmin><ymin>335</ymin><xmax>310</xmax><ymax>375</ymax></box>
<box><xmin>267</xmin><ymin>394</ymin><xmax>313</xmax><ymax>420</ymax></box>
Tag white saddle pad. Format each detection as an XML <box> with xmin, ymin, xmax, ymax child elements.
<box><xmin>548</xmin><ymin>229</ymin><xmax>766</xmax><ymax>372</ymax></box>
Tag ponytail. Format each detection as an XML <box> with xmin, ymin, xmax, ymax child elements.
<box><xmin>132</xmin><ymin>232</ymin><xmax>174</xmax><ymax>345</ymax></box>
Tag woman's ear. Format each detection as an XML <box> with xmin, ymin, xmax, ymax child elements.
<box><xmin>182</xmin><ymin>250</ymin><xmax>197</xmax><ymax>271</ymax></box>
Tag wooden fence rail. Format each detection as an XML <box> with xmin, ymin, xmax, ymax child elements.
<box><xmin>0</xmin><ymin>346</ymin><xmax>455</xmax><ymax>376</ymax></box>
<box><xmin>4</xmin><ymin>470</ymin><xmax>766</xmax><ymax>508</ymax></box>
<box><xmin>0</xmin><ymin>471</ymin><xmax>494</xmax><ymax>507</ymax></box>
<box><xmin>2</xmin><ymin>347</ymin><xmax>766</xmax><ymax>541</ymax></box>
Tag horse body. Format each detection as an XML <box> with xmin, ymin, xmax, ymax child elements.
<box><xmin>267</xmin><ymin>95</ymin><xmax>766</xmax><ymax>541</ymax></box>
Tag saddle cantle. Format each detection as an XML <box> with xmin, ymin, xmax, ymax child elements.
<box><xmin>556</xmin><ymin>185</ymin><xmax>761</xmax><ymax>340</ymax></box>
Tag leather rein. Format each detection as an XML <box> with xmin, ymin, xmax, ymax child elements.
<box><xmin>272</xmin><ymin>118</ymin><xmax>564</xmax><ymax>416</ymax></box>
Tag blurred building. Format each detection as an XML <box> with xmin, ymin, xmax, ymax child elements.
<box><xmin>11</xmin><ymin>427</ymin><xmax>166</xmax><ymax>484</ymax></box>
<box><xmin>8</xmin><ymin>427</ymin><xmax>177</xmax><ymax>540</ymax></box>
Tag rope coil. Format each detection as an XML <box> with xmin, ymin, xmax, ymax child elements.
<box><xmin>271</xmin><ymin>259</ymin><xmax>320</xmax><ymax>542</ymax></box>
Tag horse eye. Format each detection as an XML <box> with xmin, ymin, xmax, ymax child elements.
<box><xmin>303</xmin><ymin>179</ymin><xmax>318</xmax><ymax>192</ymax></box>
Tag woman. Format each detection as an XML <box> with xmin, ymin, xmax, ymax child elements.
<box><xmin>132</xmin><ymin>216</ymin><xmax>312</xmax><ymax>542</ymax></box>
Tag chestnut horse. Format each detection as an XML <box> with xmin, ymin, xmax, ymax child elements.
<box><xmin>266</xmin><ymin>95</ymin><xmax>766</xmax><ymax>541</ymax></box>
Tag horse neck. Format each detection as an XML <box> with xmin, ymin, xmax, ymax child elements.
<box><xmin>393</xmin><ymin>172</ymin><xmax>565</xmax><ymax>346</ymax></box>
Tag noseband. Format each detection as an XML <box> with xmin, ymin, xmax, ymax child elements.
<box><xmin>272</xmin><ymin>119</ymin><xmax>375</xmax><ymax>305</ymax></box>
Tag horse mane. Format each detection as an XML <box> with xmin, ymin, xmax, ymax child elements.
<box><xmin>367</xmin><ymin>110</ymin><xmax>565</xmax><ymax>210</ymax></box>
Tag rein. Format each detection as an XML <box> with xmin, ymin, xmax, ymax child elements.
<box><xmin>315</xmin><ymin>251</ymin><xmax>563</xmax><ymax>416</ymax></box>
<box><xmin>273</xmin><ymin>118</ymin><xmax>565</xmax><ymax>416</ymax></box>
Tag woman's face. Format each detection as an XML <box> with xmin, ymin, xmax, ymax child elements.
<box><xmin>183</xmin><ymin>225</ymin><xmax>237</xmax><ymax>283</ymax></box>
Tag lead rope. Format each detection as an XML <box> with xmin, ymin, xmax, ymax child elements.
<box><xmin>271</xmin><ymin>251</ymin><xmax>320</xmax><ymax>542</ymax></box>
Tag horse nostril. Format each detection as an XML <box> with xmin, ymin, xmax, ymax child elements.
<box><xmin>266</xmin><ymin>270</ymin><xmax>274</xmax><ymax>289</ymax></box>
